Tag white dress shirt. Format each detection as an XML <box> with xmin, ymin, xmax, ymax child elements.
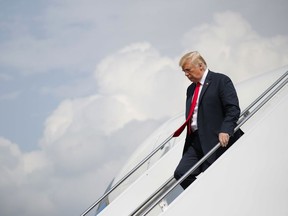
<box><xmin>191</xmin><ymin>68</ymin><xmax>209</xmax><ymax>131</ymax></box>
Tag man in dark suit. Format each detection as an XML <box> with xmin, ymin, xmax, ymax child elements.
<box><xmin>174</xmin><ymin>51</ymin><xmax>242</xmax><ymax>189</ymax></box>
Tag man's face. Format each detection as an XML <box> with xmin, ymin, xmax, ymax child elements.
<box><xmin>182</xmin><ymin>60</ymin><xmax>204</xmax><ymax>83</ymax></box>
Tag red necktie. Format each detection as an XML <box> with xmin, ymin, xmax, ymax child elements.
<box><xmin>173</xmin><ymin>82</ymin><xmax>201</xmax><ymax>137</ymax></box>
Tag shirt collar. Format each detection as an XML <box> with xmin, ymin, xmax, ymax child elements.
<box><xmin>199</xmin><ymin>68</ymin><xmax>209</xmax><ymax>85</ymax></box>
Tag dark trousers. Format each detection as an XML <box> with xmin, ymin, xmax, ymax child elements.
<box><xmin>174</xmin><ymin>131</ymin><xmax>211</xmax><ymax>189</ymax></box>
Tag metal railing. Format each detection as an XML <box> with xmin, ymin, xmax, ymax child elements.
<box><xmin>81</xmin><ymin>70</ymin><xmax>288</xmax><ymax>216</ymax></box>
<box><xmin>81</xmin><ymin>134</ymin><xmax>175</xmax><ymax>215</ymax></box>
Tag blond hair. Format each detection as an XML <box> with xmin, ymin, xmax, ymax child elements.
<box><xmin>179</xmin><ymin>51</ymin><xmax>207</xmax><ymax>68</ymax></box>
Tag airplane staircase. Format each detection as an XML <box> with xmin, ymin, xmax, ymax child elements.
<box><xmin>81</xmin><ymin>68</ymin><xmax>288</xmax><ymax>216</ymax></box>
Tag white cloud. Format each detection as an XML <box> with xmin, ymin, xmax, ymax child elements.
<box><xmin>181</xmin><ymin>11</ymin><xmax>288</xmax><ymax>82</ymax></box>
<box><xmin>95</xmin><ymin>42</ymin><xmax>187</xmax><ymax>120</ymax></box>
<box><xmin>0</xmin><ymin>137</ymin><xmax>54</xmax><ymax>215</ymax></box>
<box><xmin>0</xmin><ymin>138</ymin><xmax>24</xmax><ymax>185</ymax></box>
<box><xmin>39</xmin><ymin>42</ymin><xmax>185</xmax><ymax>175</ymax></box>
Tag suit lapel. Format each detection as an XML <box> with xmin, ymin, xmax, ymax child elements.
<box><xmin>199</xmin><ymin>71</ymin><xmax>212</xmax><ymax>103</ymax></box>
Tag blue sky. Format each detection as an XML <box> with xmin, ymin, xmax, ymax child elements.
<box><xmin>0</xmin><ymin>0</ymin><xmax>288</xmax><ymax>215</ymax></box>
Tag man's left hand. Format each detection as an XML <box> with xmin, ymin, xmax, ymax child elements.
<box><xmin>219</xmin><ymin>133</ymin><xmax>230</xmax><ymax>147</ymax></box>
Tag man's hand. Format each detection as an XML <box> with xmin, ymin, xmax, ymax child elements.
<box><xmin>219</xmin><ymin>133</ymin><xmax>230</xmax><ymax>147</ymax></box>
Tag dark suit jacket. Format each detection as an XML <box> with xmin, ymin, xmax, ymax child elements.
<box><xmin>183</xmin><ymin>70</ymin><xmax>242</xmax><ymax>163</ymax></box>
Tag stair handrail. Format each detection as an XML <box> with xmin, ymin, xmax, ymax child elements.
<box><xmin>137</xmin><ymin>71</ymin><xmax>288</xmax><ymax>216</ymax></box>
<box><xmin>240</xmin><ymin>70</ymin><xmax>288</xmax><ymax>119</ymax></box>
<box><xmin>81</xmin><ymin>134</ymin><xmax>174</xmax><ymax>216</ymax></box>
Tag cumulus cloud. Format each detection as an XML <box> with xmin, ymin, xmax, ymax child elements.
<box><xmin>0</xmin><ymin>41</ymin><xmax>185</xmax><ymax>216</ymax></box>
<box><xmin>0</xmin><ymin>137</ymin><xmax>52</xmax><ymax>215</ymax></box>
<box><xmin>181</xmin><ymin>11</ymin><xmax>288</xmax><ymax>82</ymax></box>
<box><xmin>38</xmin><ymin>41</ymin><xmax>186</xmax><ymax>177</ymax></box>
<box><xmin>1</xmin><ymin>11</ymin><xmax>288</xmax><ymax>216</ymax></box>
<box><xmin>95</xmin><ymin>42</ymin><xmax>187</xmax><ymax>120</ymax></box>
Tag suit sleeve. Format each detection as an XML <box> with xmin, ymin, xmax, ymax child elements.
<box><xmin>219</xmin><ymin>76</ymin><xmax>240</xmax><ymax>136</ymax></box>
